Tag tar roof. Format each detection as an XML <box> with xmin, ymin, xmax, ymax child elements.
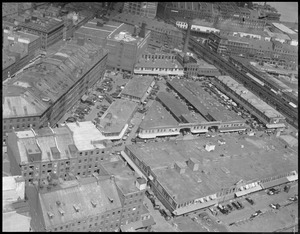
<box><xmin>99</xmin><ymin>99</ymin><xmax>138</xmax><ymax>134</ymax></box>
<box><xmin>217</xmin><ymin>76</ymin><xmax>284</xmax><ymax>119</ymax></box>
<box><xmin>3</xmin><ymin>40</ymin><xmax>106</xmax><ymax>119</ymax></box>
<box><xmin>64</xmin><ymin>121</ymin><xmax>107</xmax><ymax>151</ymax></box>
<box><xmin>121</xmin><ymin>76</ymin><xmax>154</xmax><ymax>99</ymax></box>
<box><xmin>101</xmin><ymin>160</ymin><xmax>140</xmax><ymax>195</ymax></box>
<box><xmin>139</xmin><ymin>101</ymin><xmax>178</xmax><ymax>129</ymax></box>
<box><xmin>19</xmin><ymin>16</ymin><xmax>64</xmax><ymax>33</ymax></box>
<box><xmin>39</xmin><ymin>177</ymin><xmax>122</xmax><ymax>228</ymax></box>
<box><xmin>126</xmin><ymin>135</ymin><xmax>297</xmax><ymax>203</ymax></box>
<box><xmin>156</xmin><ymin>91</ymin><xmax>189</xmax><ymax>119</ymax></box>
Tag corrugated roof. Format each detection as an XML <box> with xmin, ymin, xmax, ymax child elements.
<box><xmin>3</xmin><ymin>40</ymin><xmax>107</xmax><ymax>119</ymax></box>
<box><xmin>121</xmin><ymin>76</ymin><xmax>154</xmax><ymax>99</ymax></box>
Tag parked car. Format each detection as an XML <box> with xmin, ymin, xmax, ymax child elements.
<box><xmin>270</xmin><ymin>203</ymin><xmax>280</xmax><ymax>209</ymax></box>
<box><xmin>231</xmin><ymin>202</ymin><xmax>240</xmax><ymax>210</ymax></box>
<box><xmin>236</xmin><ymin>201</ymin><xmax>244</xmax><ymax>209</ymax></box>
<box><xmin>245</xmin><ymin>197</ymin><xmax>255</xmax><ymax>205</ymax></box>
<box><xmin>226</xmin><ymin>204</ymin><xmax>233</xmax><ymax>211</ymax></box>
<box><xmin>288</xmin><ymin>196</ymin><xmax>298</xmax><ymax>202</ymax></box>
<box><xmin>250</xmin><ymin>210</ymin><xmax>262</xmax><ymax>219</ymax></box>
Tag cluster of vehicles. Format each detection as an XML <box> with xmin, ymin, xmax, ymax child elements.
<box><xmin>217</xmin><ymin>200</ymin><xmax>245</xmax><ymax>215</ymax></box>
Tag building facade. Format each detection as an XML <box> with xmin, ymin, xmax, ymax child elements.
<box><xmin>123</xmin><ymin>2</ymin><xmax>158</xmax><ymax>19</ymax></box>
<box><xmin>3</xmin><ymin>39</ymin><xmax>108</xmax><ymax>143</ymax></box>
<box><xmin>6</xmin><ymin>122</ymin><xmax>115</xmax><ymax>185</ymax></box>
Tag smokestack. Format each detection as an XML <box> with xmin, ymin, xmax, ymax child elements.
<box><xmin>183</xmin><ymin>20</ymin><xmax>191</xmax><ymax>54</ymax></box>
<box><xmin>139</xmin><ymin>22</ymin><xmax>146</xmax><ymax>38</ymax></box>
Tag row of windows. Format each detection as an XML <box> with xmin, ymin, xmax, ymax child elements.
<box><xmin>3</xmin><ymin>123</ymin><xmax>36</xmax><ymax>130</ymax></box>
<box><xmin>4</xmin><ymin>117</ymin><xmax>37</xmax><ymax>123</ymax></box>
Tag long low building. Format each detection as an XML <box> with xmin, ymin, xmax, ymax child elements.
<box><xmin>212</xmin><ymin>76</ymin><xmax>286</xmax><ymax>128</ymax></box>
<box><xmin>120</xmin><ymin>75</ymin><xmax>155</xmax><ymax>103</ymax></box>
<box><xmin>123</xmin><ymin>136</ymin><xmax>298</xmax><ymax>216</ymax></box>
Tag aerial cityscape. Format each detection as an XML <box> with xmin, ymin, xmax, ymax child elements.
<box><xmin>2</xmin><ymin>2</ymin><xmax>298</xmax><ymax>232</ymax></box>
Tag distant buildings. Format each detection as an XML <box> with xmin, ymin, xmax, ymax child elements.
<box><xmin>123</xmin><ymin>2</ymin><xmax>158</xmax><ymax>19</ymax></box>
<box><xmin>176</xmin><ymin>52</ymin><xmax>220</xmax><ymax>77</ymax></box>
<box><xmin>120</xmin><ymin>76</ymin><xmax>155</xmax><ymax>103</ymax></box>
<box><xmin>207</xmin><ymin>32</ymin><xmax>298</xmax><ymax>70</ymax></box>
<box><xmin>112</xmin><ymin>13</ymin><xmax>184</xmax><ymax>49</ymax></box>
<box><xmin>3</xmin><ymin>175</ymin><xmax>31</xmax><ymax>232</ymax></box>
<box><xmin>3</xmin><ymin>39</ymin><xmax>108</xmax><ymax>143</ymax></box>
<box><xmin>75</xmin><ymin>19</ymin><xmax>150</xmax><ymax>74</ymax></box>
<box><xmin>123</xmin><ymin>137</ymin><xmax>298</xmax><ymax>216</ymax></box>
<box><xmin>2</xmin><ymin>2</ymin><xmax>33</xmax><ymax>17</ymax></box>
<box><xmin>2</xmin><ymin>29</ymin><xmax>41</xmax><ymax>81</ymax></box>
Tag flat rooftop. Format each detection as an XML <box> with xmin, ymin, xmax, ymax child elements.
<box><xmin>121</xmin><ymin>76</ymin><xmax>154</xmax><ymax>100</ymax></box>
<box><xmin>64</xmin><ymin>121</ymin><xmax>107</xmax><ymax>151</ymax></box>
<box><xmin>139</xmin><ymin>101</ymin><xmax>178</xmax><ymax>129</ymax></box>
<box><xmin>126</xmin><ymin>135</ymin><xmax>298</xmax><ymax>203</ymax></box>
<box><xmin>99</xmin><ymin>99</ymin><xmax>138</xmax><ymax>134</ymax></box>
<box><xmin>217</xmin><ymin>76</ymin><xmax>284</xmax><ymax>119</ymax></box>
<box><xmin>39</xmin><ymin>176</ymin><xmax>122</xmax><ymax>228</ymax></box>
<box><xmin>101</xmin><ymin>160</ymin><xmax>140</xmax><ymax>195</ymax></box>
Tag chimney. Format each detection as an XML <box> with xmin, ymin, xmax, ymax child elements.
<box><xmin>174</xmin><ymin>161</ymin><xmax>186</xmax><ymax>174</ymax></box>
<box><xmin>183</xmin><ymin>20</ymin><xmax>191</xmax><ymax>55</ymax></box>
<box><xmin>187</xmin><ymin>158</ymin><xmax>199</xmax><ymax>171</ymax></box>
<box><xmin>139</xmin><ymin>22</ymin><xmax>146</xmax><ymax>38</ymax></box>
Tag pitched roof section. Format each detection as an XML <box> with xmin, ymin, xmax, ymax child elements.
<box><xmin>3</xmin><ymin>40</ymin><xmax>107</xmax><ymax>118</ymax></box>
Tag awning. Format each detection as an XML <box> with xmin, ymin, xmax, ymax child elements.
<box><xmin>261</xmin><ymin>177</ymin><xmax>290</xmax><ymax>189</ymax></box>
<box><xmin>219</xmin><ymin>127</ymin><xmax>247</xmax><ymax>132</ymax></box>
<box><xmin>120</xmin><ymin>151</ymin><xmax>148</xmax><ymax>181</ymax></box>
<box><xmin>235</xmin><ymin>185</ymin><xmax>263</xmax><ymax>197</ymax></box>
<box><xmin>266</xmin><ymin>123</ymin><xmax>286</xmax><ymax>129</ymax></box>
<box><xmin>173</xmin><ymin>199</ymin><xmax>218</xmax><ymax>216</ymax></box>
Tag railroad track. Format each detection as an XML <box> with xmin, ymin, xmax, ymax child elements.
<box><xmin>188</xmin><ymin>38</ymin><xmax>298</xmax><ymax>129</ymax></box>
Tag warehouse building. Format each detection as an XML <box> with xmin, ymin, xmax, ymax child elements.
<box><xmin>122</xmin><ymin>2</ymin><xmax>158</xmax><ymax>19</ymax></box>
<box><xmin>123</xmin><ymin>136</ymin><xmax>298</xmax><ymax>216</ymax></box>
<box><xmin>3</xmin><ymin>39</ymin><xmax>108</xmax><ymax>143</ymax></box>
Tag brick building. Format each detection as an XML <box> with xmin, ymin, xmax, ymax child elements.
<box><xmin>6</xmin><ymin>121</ymin><xmax>115</xmax><ymax>185</ymax></box>
<box><xmin>3</xmin><ymin>39</ymin><xmax>108</xmax><ymax>143</ymax></box>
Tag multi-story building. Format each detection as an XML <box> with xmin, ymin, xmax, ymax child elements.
<box><xmin>6</xmin><ymin>121</ymin><xmax>115</xmax><ymax>185</ymax></box>
<box><xmin>2</xmin><ymin>2</ymin><xmax>33</xmax><ymax>17</ymax></box>
<box><xmin>4</xmin><ymin>10</ymin><xmax>65</xmax><ymax>50</ymax></box>
<box><xmin>252</xmin><ymin>3</ymin><xmax>281</xmax><ymax>22</ymax></box>
<box><xmin>176</xmin><ymin>52</ymin><xmax>220</xmax><ymax>77</ymax></box>
<box><xmin>207</xmin><ymin>32</ymin><xmax>298</xmax><ymax>70</ymax></box>
<box><xmin>3</xmin><ymin>39</ymin><xmax>108</xmax><ymax>143</ymax></box>
<box><xmin>3</xmin><ymin>175</ymin><xmax>31</xmax><ymax>232</ymax></box>
<box><xmin>75</xmin><ymin>19</ymin><xmax>150</xmax><ymax>74</ymax></box>
<box><xmin>3</xmin><ymin>29</ymin><xmax>41</xmax><ymax>81</ymax></box>
<box><xmin>26</xmin><ymin>175</ymin><xmax>123</xmax><ymax>232</ymax></box>
<box><xmin>123</xmin><ymin>137</ymin><xmax>298</xmax><ymax>216</ymax></box>
<box><xmin>120</xmin><ymin>75</ymin><xmax>155</xmax><ymax>103</ymax></box>
<box><xmin>99</xmin><ymin>159</ymin><xmax>153</xmax><ymax>228</ymax></box>
<box><xmin>112</xmin><ymin>13</ymin><xmax>184</xmax><ymax>49</ymax></box>
<box><xmin>123</xmin><ymin>2</ymin><xmax>158</xmax><ymax>19</ymax></box>
<box><xmin>212</xmin><ymin>76</ymin><xmax>286</xmax><ymax>128</ymax></box>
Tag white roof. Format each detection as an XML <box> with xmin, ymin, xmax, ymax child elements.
<box><xmin>272</xmin><ymin>22</ymin><xmax>297</xmax><ymax>34</ymax></box>
<box><xmin>65</xmin><ymin>121</ymin><xmax>106</xmax><ymax>151</ymax></box>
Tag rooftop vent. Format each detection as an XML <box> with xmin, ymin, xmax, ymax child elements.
<box><xmin>91</xmin><ymin>200</ymin><xmax>97</xmax><ymax>207</ymax></box>
<box><xmin>56</xmin><ymin>200</ymin><xmax>61</xmax><ymax>206</ymax></box>
<box><xmin>47</xmin><ymin>211</ymin><xmax>54</xmax><ymax>219</ymax></box>
<box><xmin>58</xmin><ymin>208</ymin><xmax>65</xmax><ymax>216</ymax></box>
<box><xmin>73</xmin><ymin>204</ymin><xmax>80</xmax><ymax>212</ymax></box>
